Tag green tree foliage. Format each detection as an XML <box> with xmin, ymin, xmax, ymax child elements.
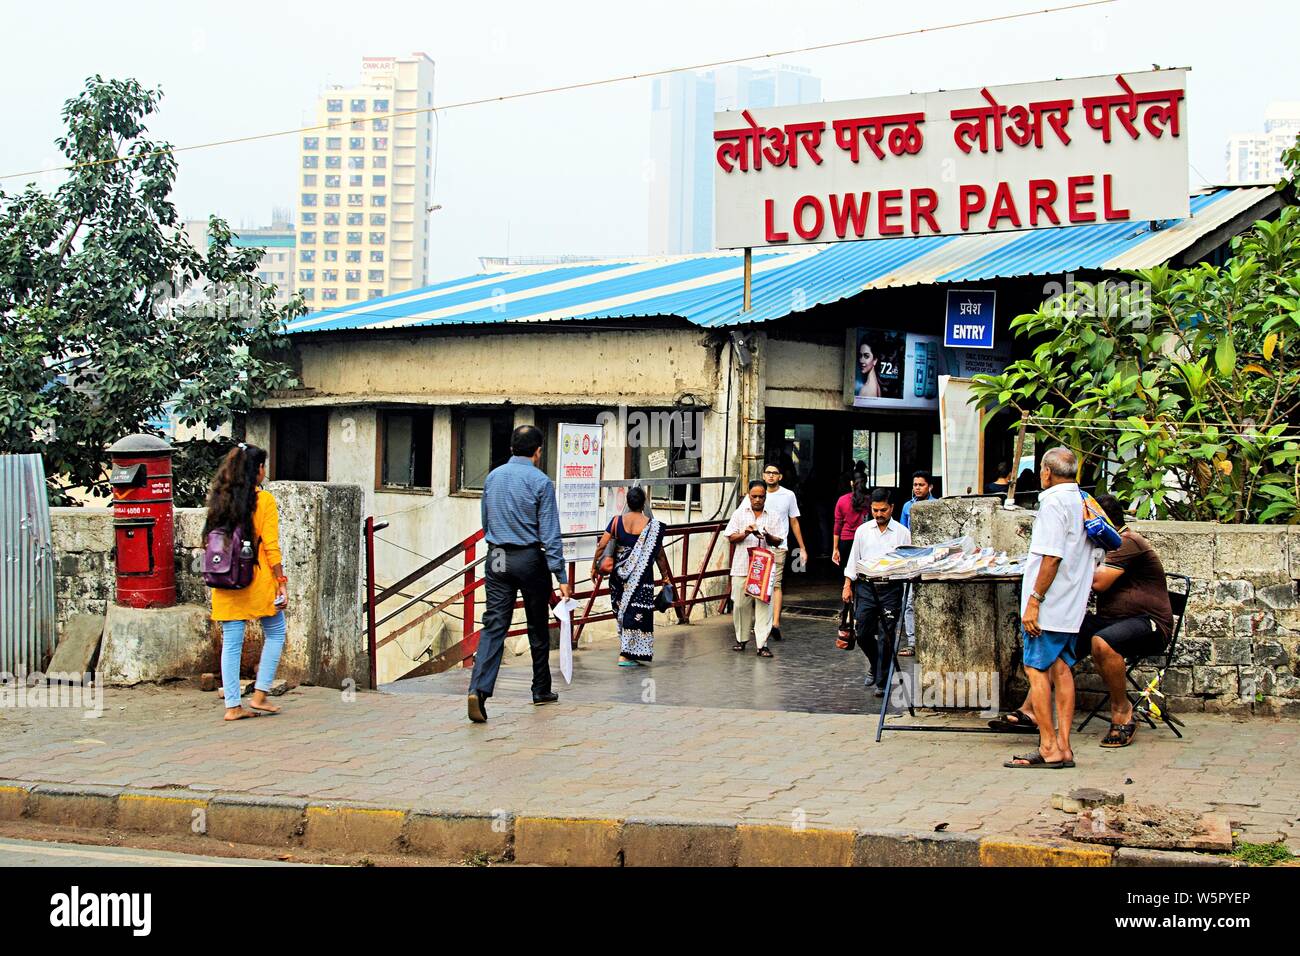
<box><xmin>0</xmin><ymin>76</ymin><xmax>301</xmax><ymax>505</ymax></box>
<box><xmin>971</xmin><ymin>138</ymin><xmax>1300</xmax><ymax>523</ymax></box>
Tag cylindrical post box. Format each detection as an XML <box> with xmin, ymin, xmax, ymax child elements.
<box><xmin>108</xmin><ymin>434</ymin><xmax>176</xmax><ymax>608</ymax></box>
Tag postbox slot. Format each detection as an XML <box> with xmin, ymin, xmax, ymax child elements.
<box><xmin>114</xmin><ymin>518</ymin><xmax>155</xmax><ymax>575</ymax></box>
<box><xmin>110</xmin><ymin>462</ymin><xmax>148</xmax><ymax>489</ymax></box>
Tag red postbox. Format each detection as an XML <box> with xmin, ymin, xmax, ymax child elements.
<box><xmin>108</xmin><ymin>433</ymin><xmax>176</xmax><ymax>608</ymax></box>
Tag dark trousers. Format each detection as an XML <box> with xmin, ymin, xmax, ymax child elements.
<box><xmin>469</xmin><ymin>546</ymin><xmax>553</xmax><ymax>699</ymax></box>
<box><xmin>853</xmin><ymin>579</ymin><xmax>903</xmax><ymax>686</ymax></box>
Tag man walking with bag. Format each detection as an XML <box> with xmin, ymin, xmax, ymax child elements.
<box><xmin>468</xmin><ymin>425</ymin><xmax>572</xmax><ymax>723</ymax></box>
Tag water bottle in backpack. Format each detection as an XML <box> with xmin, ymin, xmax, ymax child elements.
<box><xmin>202</xmin><ymin>525</ymin><xmax>258</xmax><ymax>589</ymax></box>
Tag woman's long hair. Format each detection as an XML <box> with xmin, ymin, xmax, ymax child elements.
<box><xmin>203</xmin><ymin>444</ymin><xmax>268</xmax><ymax>537</ymax></box>
<box><xmin>850</xmin><ymin>475</ymin><xmax>871</xmax><ymax>515</ymax></box>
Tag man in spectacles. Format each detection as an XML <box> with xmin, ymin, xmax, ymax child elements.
<box><xmin>760</xmin><ymin>462</ymin><xmax>806</xmax><ymax>642</ymax></box>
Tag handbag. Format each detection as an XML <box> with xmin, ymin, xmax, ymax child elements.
<box><xmin>654</xmin><ymin>582</ymin><xmax>677</xmax><ymax>613</ymax></box>
<box><xmin>598</xmin><ymin>515</ymin><xmax>622</xmax><ymax>575</ymax></box>
<box><xmin>836</xmin><ymin>599</ymin><xmax>856</xmax><ymax>650</ymax></box>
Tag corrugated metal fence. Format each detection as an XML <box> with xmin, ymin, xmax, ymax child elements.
<box><xmin>1</xmin><ymin>454</ymin><xmax>56</xmax><ymax>672</ymax></box>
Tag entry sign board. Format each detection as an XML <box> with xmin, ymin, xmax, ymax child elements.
<box><xmin>555</xmin><ymin>423</ymin><xmax>603</xmax><ymax>562</ymax></box>
<box><xmin>714</xmin><ymin>69</ymin><xmax>1188</xmax><ymax>248</ymax></box>
<box><xmin>945</xmin><ymin>290</ymin><xmax>996</xmax><ymax>349</ymax></box>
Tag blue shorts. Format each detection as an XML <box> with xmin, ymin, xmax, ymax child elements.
<box><xmin>1021</xmin><ymin>627</ymin><xmax>1078</xmax><ymax>671</ymax></box>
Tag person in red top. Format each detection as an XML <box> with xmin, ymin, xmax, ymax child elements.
<box><xmin>831</xmin><ymin>475</ymin><xmax>871</xmax><ymax>567</ymax></box>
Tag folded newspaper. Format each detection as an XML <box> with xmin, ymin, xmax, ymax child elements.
<box><xmin>856</xmin><ymin>536</ymin><xmax>1026</xmax><ymax>581</ymax></box>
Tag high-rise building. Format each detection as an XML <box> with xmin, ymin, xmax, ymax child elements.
<box><xmin>1225</xmin><ymin>101</ymin><xmax>1300</xmax><ymax>184</ymax></box>
<box><xmin>178</xmin><ymin>212</ymin><xmax>296</xmax><ymax>308</ymax></box>
<box><xmin>296</xmin><ymin>54</ymin><xmax>435</xmax><ymax>307</ymax></box>
<box><xmin>648</xmin><ymin>64</ymin><xmax>822</xmax><ymax>255</ymax></box>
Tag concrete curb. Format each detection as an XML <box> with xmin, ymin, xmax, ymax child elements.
<box><xmin>0</xmin><ymin>780</ymin><xmax>1244</xmax><ymax>867</ymax></box>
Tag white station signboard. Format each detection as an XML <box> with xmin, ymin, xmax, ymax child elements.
<box><xmin>713</xmin><ymin>69</ymin><xmax>1188</xmax><ymax>249</ymax></box>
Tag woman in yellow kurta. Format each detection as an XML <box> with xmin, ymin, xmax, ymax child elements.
<box><xmin>206</xmin><ymin>444</ymin><xmax>290</xmax><ymax>721</ymax></box>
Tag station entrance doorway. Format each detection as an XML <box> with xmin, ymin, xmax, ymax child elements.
<box><xmin>764</xmin><ymin>408</ymin><xmax>940</xmax><ymax>606</ymax></box>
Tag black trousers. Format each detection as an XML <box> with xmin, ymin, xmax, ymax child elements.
<box><xmin>853</xmin><ymin>579</ymin><xmax>903</xmax><ymax>686</ymax></box>
<box><xmin>469</xmin><ymin>545</ymin><xmax>553</xmax><ymax>699</ymax></box>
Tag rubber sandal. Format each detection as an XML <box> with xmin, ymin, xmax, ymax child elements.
<box><xmin>987</xmin><ymin>709</ymin><xmax>1038</xmax><ymax>733</ymax></box>
<box><xmin>732</xmin><ymin>642</ymin><xmax>747</xmax><ymax>652</ymax></box>
<box><xmin>1100</xmin><ymin>721</ymin><xmax>1137</xmax><ymax>748</ymax></box>
<box><xmin>617</xmin><ymin>659</ymin><xmax>639</xmax><ymax>667</ymax></box>
<box><xmin>756</xmin><ymin>646</ymin><xmax>773</xmax><ymax>658</ymax></box>
<box><xmin>1003</xmin><ymin>751</ymin><xmax>1066</xmax><ymax>769</ymax></box>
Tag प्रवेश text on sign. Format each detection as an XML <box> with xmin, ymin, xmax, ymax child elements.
<box><xmin>713</xmin><ymin>69</ymin><xmax>1188</xmax><ymax>249</ymax></box>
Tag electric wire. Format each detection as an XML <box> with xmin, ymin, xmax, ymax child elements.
<box><xmin>0</xmin><ymin>1</ymin><xmax>1119</xmax><ymax>183</ymax></box>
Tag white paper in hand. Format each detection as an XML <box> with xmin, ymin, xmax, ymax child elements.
<box><xmin>552</xmin><ymin>598</ymin><xmax>579</xmax><ymax>684</ymax></box>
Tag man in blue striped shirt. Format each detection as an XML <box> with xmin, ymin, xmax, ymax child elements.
<box><xmin>468</xmin><ymin>425</ymin><xmax>572</xmax><ymax>723</ymax></box>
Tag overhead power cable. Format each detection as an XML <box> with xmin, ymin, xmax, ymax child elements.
<box><xmin>0</xmin><ymin>0</ymin><xmax>1118</xmax><ymax>183</ymax></box>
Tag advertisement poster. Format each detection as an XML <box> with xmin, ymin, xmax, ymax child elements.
<box><xmin>555</xmin><ymin>423</ymin><xmax>603</xmax><ymax>562</ymax></box>
<box><xmin>845</xmin><ymin>328</ymin><xmax>942</xmax><ymax>410</ymax></box>
<box><xmin>844</xmin><ymin>328</ymin><xmax>1011</xmax><ymax>410</ymax></box>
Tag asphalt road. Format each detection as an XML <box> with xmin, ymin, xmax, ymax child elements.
<box><xmin>0</xmin><ymin>837</ymin><xmax>310</xmax><ymax>867</ymax></box>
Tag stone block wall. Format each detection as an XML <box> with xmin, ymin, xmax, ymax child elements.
<box><xmin>50</xmin><ymin>482</ymin><xmax>367</xmax><ymax>689</ymax></box>
<box><xmin>910</xmin><ymin>498</ymin><xmax>1300</xmax><ymax>718</ymax></box>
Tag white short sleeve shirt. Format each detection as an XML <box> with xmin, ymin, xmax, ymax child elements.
<box><xmin>1021</xmin><ymin>482</ymin><xmax>1099</xmax><ymax>633</ymax></box>
<box><xmin>725</xmin><ymin>503</ymin><xmax>779</xmax><ymax>577</ymax></box>
<box><xmin>760</xmin><ymin>486</ymin><xmax>800</xmax><ymax>546</ymax></box>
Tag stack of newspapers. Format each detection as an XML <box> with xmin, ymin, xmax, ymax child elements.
<box><xmin>857</xmin><ymin>537</ymin><xmax>1027</xmax><ymax>581</ymax></box>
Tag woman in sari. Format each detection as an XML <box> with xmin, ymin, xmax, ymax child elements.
<box><xmin>590</xmin><ymin>487</ymin><xmax>676</xmax><ymax>666</ymax></box>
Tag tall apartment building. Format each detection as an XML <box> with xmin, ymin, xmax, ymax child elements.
<box><xmin>648</xmin><ymin>64</ymin><xmax>821</xmax><ymax>256</ymax></box>
<box><xmin>1225</xmin><ymin>101</ymin><xmax>1300</xmax><ymax>184</ymax></box>
<box><xmin>297</xmin><ymin>54</ymin><xmax>435</xmax><ymax>307</ymax></box>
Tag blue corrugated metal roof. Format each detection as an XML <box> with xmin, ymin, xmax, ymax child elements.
<box><xmin>286</xmin><ymin>187</ymin><xmax>1275</xmax><ymax>335</ymax></box>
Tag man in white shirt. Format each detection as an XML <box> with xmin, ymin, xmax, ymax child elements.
<box><xmin>1005</xmin><ymin>447</ymin><xmax>1099</xmax><ymax>770</ymax></box>
<box><xmin>724</xmin><ymin>480</ymin><xmax>787</xmax><ymax>657</ymax></box>
<box><xmin>760</xmin><ymin>463</ymin><xmax>806</xmax><ymax>642</ymax></box>
<box><xmin>841</xmin><ymin>488</ymin><xmax>911</xmax><ymax>697</ymax></box>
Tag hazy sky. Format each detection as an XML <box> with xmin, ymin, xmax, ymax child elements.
<box><xmin>3</xmin><ymin>0</ymin><xmax>1297</xmax><ymax>281</ymax></box>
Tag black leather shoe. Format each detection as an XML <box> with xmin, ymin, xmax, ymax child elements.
<box><xmin>468</xmin><ymin>691</ymin><xmax>488</xmax><ymax>723</ymax></box>
<box><xmin>532</xmin><ymin>692</ymin><xmax>559</xmax><ymax>706</ymax></box>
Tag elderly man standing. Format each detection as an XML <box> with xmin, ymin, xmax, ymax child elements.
<box><xmin>1005</xmin><ymin>447</ymin><xmax>1097</xmax><ymax>769</ymax></box>
<box><xmin>467</xmin><ymin>425</ymin><xmax>572</xmax><ymax>723</ymax></box>
<box><xmin>725</xmin><ymin>480</ymin><xmax>786</xmax><ymax>658</ymax></box>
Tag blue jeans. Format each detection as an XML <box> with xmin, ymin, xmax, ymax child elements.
<box><xmin>220</xmin><ymin>611</ymin><xmax>287</xmax><ymax>708</ymax></box>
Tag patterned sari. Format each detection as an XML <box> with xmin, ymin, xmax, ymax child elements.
<box><xmin>609</xmin><ymin>517</ymin><xmax>665</xmax><ymax>661</ymax></box>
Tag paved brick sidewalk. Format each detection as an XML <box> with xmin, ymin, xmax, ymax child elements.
<box><xmin>1</xmin><ymin>619</ymin><xmax>1295</xmax><ymax>854</ymax></box>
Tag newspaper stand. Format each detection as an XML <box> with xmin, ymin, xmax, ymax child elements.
<box><xmin>871</xmin><ymin>570</ymin><xmax>1026</xmax><ymax>743</ymax></box>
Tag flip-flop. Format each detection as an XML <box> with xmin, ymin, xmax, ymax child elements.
<box><xmin>987</xmin><ymin>709</ymin><xmax>1039</xmax><ymax>733</ymax></box>
<box><xmin>617</xmin><ymin>659</ymin><xmax>639</xmax><ymax>668</ymax></box>
<box><xmin>1004</xmin><ymin>751</ymin><xmax>1066</xmax><ymax>769</ymax></box>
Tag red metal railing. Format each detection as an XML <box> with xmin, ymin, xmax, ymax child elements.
<box><xmin>362</xmin><ymin>520</ymin><xmax>731</xmax><ymax>685</ymax></box>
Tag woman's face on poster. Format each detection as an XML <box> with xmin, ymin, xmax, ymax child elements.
<box><xmin>858</xmin><ymin>342</ymin><xmax>876</xmax><ymax>376</ymax></box>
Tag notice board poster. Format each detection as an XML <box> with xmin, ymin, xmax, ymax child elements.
<box><xmin>555</xmin><ymin>423</ymin><xmax>603</xmax><ymax>562</ymax></box>
<box><xmin>939</xmin><ymin>376</ymin><xmax>983</xmax><ymax>496</ymax></box>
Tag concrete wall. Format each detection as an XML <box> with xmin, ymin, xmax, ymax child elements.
<box><xmin>254</xmin><ymin>326</ymin><xmax>741</xmax><ymax>642</ymax></box>
<box><xmin>909</xmin><ymin>496</ymin><xmax>1300</xmax><ymax>718</ymax></box>
<box><xmin>50</xmin><ymin>482</ymin><xmax>366</xmax><ymax>689</ymax></box>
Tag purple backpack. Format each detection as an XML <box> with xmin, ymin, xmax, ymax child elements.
<box><xmin>202</xmin><ymin>525</ymin><xmax>257</xmax><ymax>590</ymax></box>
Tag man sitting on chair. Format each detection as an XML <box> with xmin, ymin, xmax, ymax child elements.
<box><xmin>1080</xmin><ymin>494</ymin><xmax>1173</xmax><ymax>747</ymax></box>
<box><xmin>993</xmin><ymin>494</ymin><xmax>1173</xmax><ymax>748</ymax></box>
